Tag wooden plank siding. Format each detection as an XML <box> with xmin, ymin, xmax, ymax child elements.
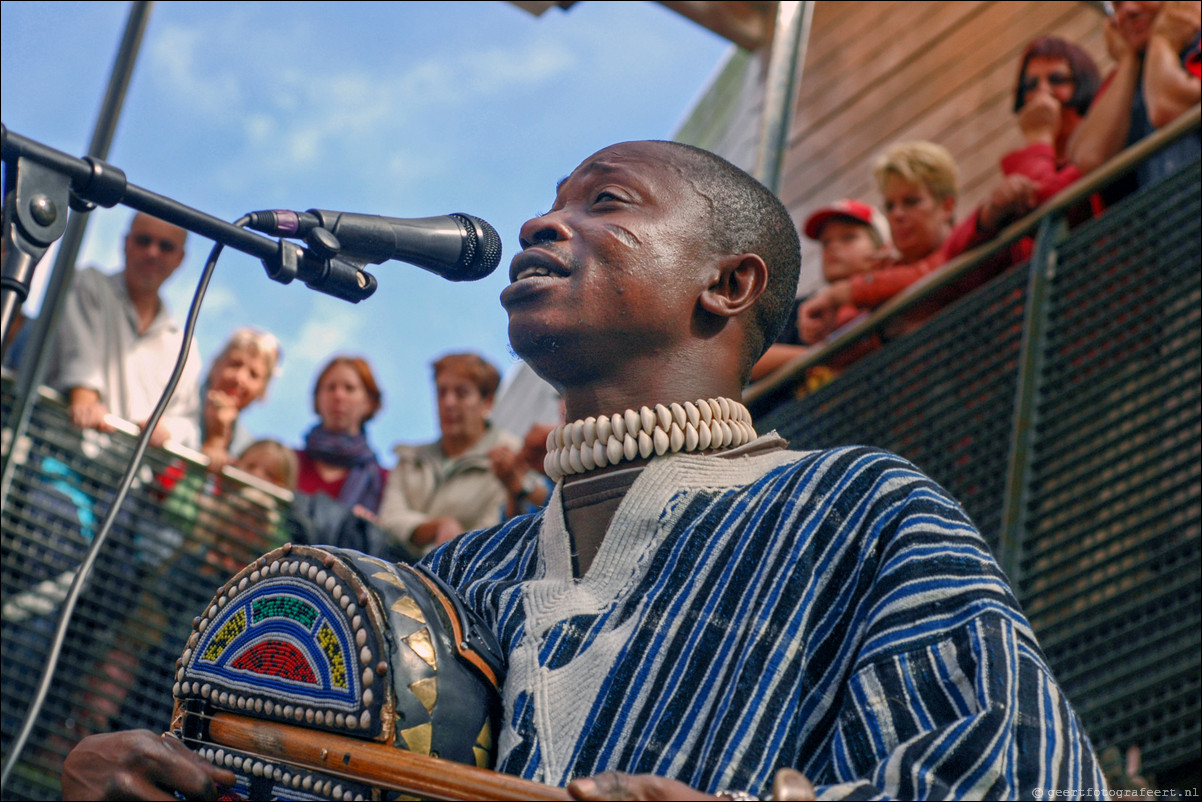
<box><xmin>675</xmin><ymin>1</ymin><xmax>1110</xmax><ymax>296</ymax></box>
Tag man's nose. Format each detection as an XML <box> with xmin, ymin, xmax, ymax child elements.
<box><xmin>519</xmin><ymin>212</ymin><xmax>569</xmax><ymax>249</ymax></box>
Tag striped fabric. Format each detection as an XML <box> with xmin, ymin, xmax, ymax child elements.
<box><xmin>424</xmin><ymin>443</ymin><xmax>1107</xmax><ymax>800</ymax></box>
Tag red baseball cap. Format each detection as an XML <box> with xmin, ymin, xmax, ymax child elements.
<box><xmin>803</xmin><ymin>199</ymin><xmax>891</xmax><ymax>244</ymax></box>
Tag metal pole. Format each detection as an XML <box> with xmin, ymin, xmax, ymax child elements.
<box><xmin>998</xmin><ymin>213</ymin><xmax>1068</xmax><ymax>586</ymax></box>
<box><xmin>753</xmin><ymin>0</ymin><xmax>813</xmax><ymax>194</ymax></box>
<box><xmin>0</xmin><ymin>5</ymin><xmax>153</xmax><ymax>791</ymax></box>
<box><xmin>0</xmin><ymin>1</ymin><xmax>153</xmax><ymax>504</ymax></box>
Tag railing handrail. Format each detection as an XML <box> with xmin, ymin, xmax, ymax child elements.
<box><xmin>0</xmin><ymin>368</ymin><xmax>294</xmax><ymax>504</ymax></box>
<box><xmin>745</xmin><ymin>103</ymin><xmax>1202</xmax><ymax>406</ymax></box>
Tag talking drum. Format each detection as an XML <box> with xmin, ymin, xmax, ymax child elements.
<box><xmin>170</xmin><ymin>543</ymin><xmax>505</xmax><ymax>801</ymax></box>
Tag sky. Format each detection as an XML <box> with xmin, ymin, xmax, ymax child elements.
<box><xmin>0</xmin><ymin>0</ymin><xmax>732</xmax><ymax>463</ymax></box>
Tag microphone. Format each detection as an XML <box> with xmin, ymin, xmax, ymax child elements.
<box><xmin>247</xmin><ymin>209</ymin><xmax>502</xmax><ymax>281</ymax></box>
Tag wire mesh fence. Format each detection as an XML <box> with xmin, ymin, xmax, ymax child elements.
<box><xmin>758</xmin><ymin>157</ymin><xmax>1201</xmax><ymax>784</ymax></box>
<box><xmin>1</xmin><ymin>385</ymin><xmax>292</xmax><ymax>799</ymax></box>
<box><xmin>2</xmin><ymin>158</ymin><xmax>1199</xmax><ymax>798</ymax></box>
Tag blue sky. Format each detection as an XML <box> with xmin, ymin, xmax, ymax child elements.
<box><xmin>1</xmin><ymin>0</ymin><xmax>731</xmax><ymax>461</ymax></box>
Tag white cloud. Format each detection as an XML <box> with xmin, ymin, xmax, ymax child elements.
<box><xmin>148</xmin><ymin>23</ymin><xmax>243</xmax><ymax>117</ymax></box>
<box><xmin>460</xmin><ymin>41</ymin><xmax>575</xmax><ymax>93</ymax></box>
<box><xmin>289</xmin><ymin>304</ymin><xmax>368</xmax><ymax>366</ymax></box>
<box><xmin>144</xmin><ymin>11</ymin><xmax>577</xmax><ymax>183</ymax></box>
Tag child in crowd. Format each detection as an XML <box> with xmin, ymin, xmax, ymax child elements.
<box><xmin>797</xmin><ymin>199</ymin><xmax>894</xmax><ymax>345</ymax></box>
<box><xmin>230</xmin><ymin>439</ymin><xmax>298</xmax><ymax>491</ymax></box>
<box><xmin>749</xmin><ymin>201</ymin><xmax>892</xmax><ymax>383</ymax></box>
<box><xmin>800</xmin><ymin>141</ymin><xmax>1035</xmax><ymax>348</ymax></box>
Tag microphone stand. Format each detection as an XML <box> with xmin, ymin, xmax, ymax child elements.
<box><xmin>1</xmin><ymin>124</ymin><xmax>378</xmax><ymax>351</ymax></box>
<box><xmin>0</xmin><ymin>126</ymin><xmax>381</xmax><ymax>792</ymax></box>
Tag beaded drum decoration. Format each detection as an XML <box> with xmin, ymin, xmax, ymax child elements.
<box><xmin>171</xmin><ymin>543</ymin><xmax>504</xmax><ymax>801</ymax></box>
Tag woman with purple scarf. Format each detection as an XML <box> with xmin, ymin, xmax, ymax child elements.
<box><xmin>295</xmin><ymin>355</ymin><xmax>387</xmax><ymax>517</ymax></box>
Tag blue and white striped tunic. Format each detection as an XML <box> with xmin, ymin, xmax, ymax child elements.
<box><xmin>424</xmin><ymin>442</ymin><xmax>1106</xmax><ymax>800</ymax></box>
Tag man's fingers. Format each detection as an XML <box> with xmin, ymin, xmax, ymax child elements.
<box><xmin>157</xmin><ymin>734</ymin><xmax>237</xmax><ymax>798</ymax></box>
<box><xmin>772</xmin><ymin>768</ymin><xmax>817</xmax><ymax>801</ymax></box>
<box><xmin>568</xmin><ymin>771</ymin><xmax>716</xmax><ymax>800</ymax></box>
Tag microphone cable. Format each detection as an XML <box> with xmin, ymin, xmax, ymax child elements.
<box><xmin>0</xmin><ymin>215</ymin><xmax>251</xmax><ymax>795</ymax></box>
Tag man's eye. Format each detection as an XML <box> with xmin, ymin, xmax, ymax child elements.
<box><xmin>595</xmin><ymin>191</ymin><xmax>622</xmax><ymax>204</ymax></box>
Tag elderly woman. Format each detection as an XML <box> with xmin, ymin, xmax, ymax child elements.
<box><xmin>198</xmin><ymin>328</ymin><xmax>281</xmax><ymax>470</ymax></box>
<box><xmin>296</xmin><ymin>355</ymin><xmax>387</xmax><ymax>516</ymax></box>
<box><xmin>378</xmin><ymin>352</ymin><xmax>530</xmax><ymax>556</ymax></box>
<box><xmin>1003</xmin><ymin>35</ymin><xmax>1101</xmax><ymax>206</ymax></box>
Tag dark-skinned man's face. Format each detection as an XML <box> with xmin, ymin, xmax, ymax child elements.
<box><xmin>500</xmin><ymin>142</ymin><xmax>711</xmax><ymax>384</ymax></box>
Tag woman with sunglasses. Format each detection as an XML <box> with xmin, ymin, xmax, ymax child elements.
<box><xmin>1003</xmin><ymin>36</ymin><xmax>1102</xmax><ymax>206</ymax></box>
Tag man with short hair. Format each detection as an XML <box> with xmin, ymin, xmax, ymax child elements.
<box><xmin>48</xmin><ymin>212</ymin><xmax>201</xmax><ymax>448</ymax></box>
<box><xmin>62</xmin><ymin>141</ymin><xmax>1105</xmax><ymax>801</ymax></box>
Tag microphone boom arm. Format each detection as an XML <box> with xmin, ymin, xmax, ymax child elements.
<box><xmin>0</xmin><ymin>124</ymin><xmax>378</xmax><ymax>311</ymax></box>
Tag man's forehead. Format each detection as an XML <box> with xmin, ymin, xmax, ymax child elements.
<box><xmin>130</xmin><ymin>213</ymin><xmax>186</xmax><ymax>238</ymax></box>
<box><xmin>555</xmin><ymin>142</ymin><xmax>687</xmax><ymax>194</ymax></box>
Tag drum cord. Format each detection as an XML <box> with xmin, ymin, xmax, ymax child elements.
<box><xmin>0</xmin><ymin>217</ymin><xmax>249</xmax><ymax>793</ymax></box>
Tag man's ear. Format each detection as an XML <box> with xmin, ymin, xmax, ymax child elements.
<box><xmin>698</xmin><ymin>253</ymin><xmax>769</xmax><ymax>319</ymax></box>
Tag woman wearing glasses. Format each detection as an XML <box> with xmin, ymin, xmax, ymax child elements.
<box><xmin>1004</xmin><ymin>36</ymin><xmax>1101</xmax><ymax>206</ymax></box>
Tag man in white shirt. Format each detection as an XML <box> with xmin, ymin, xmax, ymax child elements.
<box><xmin>47</xmin><ymin>212</ymin><xmax>201</xmax><ymax>448</ymax></box>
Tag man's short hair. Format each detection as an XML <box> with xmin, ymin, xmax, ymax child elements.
<box><xmin>128</xmin><ymin>211</ymin><xmax>189</xmax><ymax>248</ymax></box>
<box><xmin>432</xmin><ymin>352</ymin><xmax>502</xmax><ymax>401</ymax></box>
<box><xmin>657</xmin><ymin>142</ymin><xmax>802</xmax><ymax>381</ymax></box>
<box><xmin>873</xmin><ymin>141</ymin><xmax>960</xmax><ymax>204</ymax></box>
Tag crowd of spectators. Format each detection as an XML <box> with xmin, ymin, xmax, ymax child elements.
<box><xmin>1</xmin><ymin>3</ymin><xmax>1194</xmax><ymax>572</ymax></box>
<box><xmin>3</xmin><ymin>230</ymin><xmax>552</xmax><ymax>567</ymax></box>
<box><xmin>754</xmin><ymin>0</ymin><xmax>1200</xmax><ymax>385</ymax></box>
<box><xmin>0</xmin><ymin>1</ymin><xmax>1195</xmax><ymax>776</ymax></box>
<box><xmin>3</xmin><ymin>3</ymin><xmax>1195</xmax><ymax>564</ymax></box>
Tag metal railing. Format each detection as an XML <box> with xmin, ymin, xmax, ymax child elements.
<box><xmin>1</xmin><ymin>382</ymin><xmax>293</xmax><ymax>800</ymax></box>
<box><xmin>748</xmin><ymin>106</ymin><xmax>1201</xmax><ymax>782</ymax></box>
<box><xmin>0</xmin><ymin>108</ymin><xmax>1198</xmax><ymax>798</ymax></box>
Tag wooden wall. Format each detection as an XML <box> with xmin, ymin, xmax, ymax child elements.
<box><xmin>676</xmin><ymin>1</ymin><xmax>1111</xmax><ymax>296</ymax></box>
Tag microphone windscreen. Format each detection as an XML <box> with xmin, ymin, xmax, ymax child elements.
<box><xmin>451</xmin><ymin>213</ymin><xmax>503</xmax><ymax>281</ymax></box>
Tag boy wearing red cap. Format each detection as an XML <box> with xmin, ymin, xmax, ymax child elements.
<box><xmin>797</xmin><ymin>199</ymin><xmax>893</xmax><ymax>345</ymax></box>
<box><xmin>748</xmin><ymin>199</ymin><xmax>891</xmax><ymax>383</ymax></box>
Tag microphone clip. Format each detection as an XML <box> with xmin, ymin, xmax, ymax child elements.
<box><xmin>262</xmin><ymin>230</ymin><xmax>378</xmax><ymax>304</ymax></box>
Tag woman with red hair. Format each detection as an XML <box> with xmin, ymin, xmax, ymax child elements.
<box><xmin>295</xmin><ymin>355</ymin><xmax>387</xmax><ymax>516</ymax></box>
<box><xmin>1003</xmin><ymin>35</ymin><xmax>1102</xmax><ymax>205</ymax></box>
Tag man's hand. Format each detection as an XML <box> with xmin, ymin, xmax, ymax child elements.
<box><xmin>1151</xmin><ymin>0</ymin><xmax>1202</xmax><ymax>52</ymax></box>
<box><xmin>67</xmin><ymin>387</ymin><xmax>114</xmax><ymax>433</ymax></box>
<box><xmin>62</xmin><ymin>730</ymin><xmax>235</xmax><ymax>801</ymax></box>
<box><xmin>568</xmin><ymin>771</ymin><xmax>717</xmax><ymax>801</ymax></box>
<box><xmin>1017</xmin><ymin>92</ymin><xmax>1062</xmax><ymax>146</ymax></box>
<box><xmin>489</xmin><ymin>445</ymin><xmax>526</xmax><ymax>495</ymax></box>
<box><xmin>566</xmin><ymin>769</ymin><xmax>818</xmax><ymax>801</ymax></box>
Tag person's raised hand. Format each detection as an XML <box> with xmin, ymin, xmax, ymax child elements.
<box><xmin>1018</xmin><ymin>92</ymin><xmax>1062</xmax><ymax>146</ymax></box>
<box><xmin>980</xmin><ymin>174</ymin><xmax>1038</xmax><ymax>233</ymax></box>
<box><xmin>1151</xmin><ymin>1</ymin><xmax>1202</xmax><ymax>52</ymax></box>
<box><xmin>798</xmin><ymin>285</ymin><xmax>842</xmax><ymax>345</ymax></box>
